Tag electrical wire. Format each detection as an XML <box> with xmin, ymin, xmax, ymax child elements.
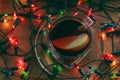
<box><xmin>1</xmin><ymin>54</ymin><xmax>8</xmax><ymax>68</ymax></box>
<box><xmin>0</xmin><ymin>0</ymin><xmax>120</xmax><ymax>80</ymax></box>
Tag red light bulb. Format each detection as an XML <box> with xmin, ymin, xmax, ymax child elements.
<box><xmin>15</xmin><ymin>59</ymin><xmax>27</xmax><ymax>70</ymax></box>
<box><xmin>106</xmin><ymin>27</ymin><xmax>115</xmax><ymax>32</ymax></box>
<box><xmin>19</xmin><ymin>60</ymin><xmax>23</xmax><ymax>64</ymax></box>
<box><xmin>31</xmin><ymin>4</ymin><xmax>35</xmax><ymax>8</ymax></box>
<box><xmin>20</xmin><ymin>17</ymin><xmax>25</xmax><ymax>22</ymax></box>
<box><xmin>15</xmin><ymin>41</ymin><xmax>18</xmax><ymax>45</ymax></box>
<box><xmin>74</xmin><ymin>64</ymin><xmax>80</xmax><ymax>69</ymax></box>
<box><xmin>73</xmin><ymin>12</ymin><xmax>79</xmax><ymax>16</ymax></box>
<box><xmin>78</xmin><ymin>0</ymin><xmax>84</xmax><ymax>5</ymax></box>
<box><xmin>13</xmin><ymin>12</ymin><xmax>17</xmax><ymax>17</ymax></box>
<box><xmin>104</xmin><ymin>53</ymin><xmax>113</xmax><ymax>60</ymax></box>
<box><xmin>12</xmin><ymin>25</ymin><xmax>16</xmax><ymax>29</ymax></box>
<box><xmin>88</xmin><ymin>8</ymin><xmax>92</xmax><ymax>16</ymax></box>
<box><xmin>76</xmin><ymin>65</ymin><xmax>80</xmax><ymax>69</ymax></box>
<box><xmin>9</xmin><ymin>36</ymin><xmax>18</xmax><ymax>46</ymax></box>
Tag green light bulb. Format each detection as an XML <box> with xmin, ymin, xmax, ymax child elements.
<box><xmin>60</xmin><ymin>10</ymin><xmax>64</xmax><ymax>16</ymax></box>
<box><xmin>110</xmin><ymin>73</ymin><xmax>116</xmax><ymax>78</ymax></box>
<box><xmin>22</xmin><ymin>71</ymin><xmax>27</xmax><ymax>77</ymax></box>
<box><xmin>58</xmin><ymin>66</ymin><xmax>63</xmax><ymax>71</ymax></box>
<box><xmin>47</xmin><ymin>49</ymin><xmax>50</xmax><ymax>54</ymax></box>
<box><xmin>53</xmin><ymin>64</ymin><xmax>57</xmax><ymax>68</ymax></box>
<box><xmin>4</xmin><ymin>13</ymin><xmax>8</xmax><ymax>17</ymax></box>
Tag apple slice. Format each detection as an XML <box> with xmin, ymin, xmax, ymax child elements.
<box><xmin>52</xmin><ymin>33</ymin><xmax>90</xmax><ymax>52</ymax></box>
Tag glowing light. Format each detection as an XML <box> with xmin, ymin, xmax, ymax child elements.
<box><xmin>48</xmin><ymin>15</ymin><xmax>52</xmax><ymax>18</ymax></box>
<box><xmin>58</xmin><ymin>66</ymin><xmax>63</xmax><ymax>71</ymax></box>
<box><xmin>9</xmin><ymin>36</ymin><xmax>18</xmax><ymax>46</ymax></box>
<box><xmin>31</xmin><ymin>4</ymin><xmax>35</xmax><ymax>8</ymax></box>
<box><xmin>53</xmin><ymin>65</ymin><xmax>57</xmax><ymax>68</ymax></box>
<box><xmin>48</xmin><ymin>23</ymin><xmax>51</xmax><ymax>28</ymax></box>
<box><xmin>106</xmin><ymin>27</ymin><xmax>115</xmax><ymax>32</ymax></box>
<box><xmin>12</xmin><ymin>25</ymin><xmax>16</xmax><ymax>29</ymax></box>
<box><xmin>60</xmin><ymin>10</ymin><xmax>64</xmax><ymax>16</ymax></box>
<box><xmin>76</xmin><ymin>65</ymin><xmax>80</xmax><ymax>69</ymax></box>
<box><xmin>102</xmin><ymin>32</ymin><xmax>106</xmax><ymax>40</ymax></box>
<box><xmin>13</xmin><ymin>12</ymin><xmax>17</xmax><ymax>17</ymax></box>
<box><xmin>30</xmin><ymin>4</ymin><xmax>38</xmax><ymax>10</ymax></box>
<box><xmin>19</xmin><ymin>60</ymin><xmax>23</xmax><ymax>64</ymax></box>
<box><xmin>31</xmin><ymin>4</ymin><xmax>38</xmax><ymax>8</ymax></box>
<box><xmin>2</xmin><ymin>21</ymin><xmax>10</xmax><ymax>29</ymax></box>
<box><xmin>78</xmin><ymin>0</ymin><xmax>84</xmax><ymax>5</ymax></box>
<box><xmin>73</xmin><ymin>12</ymin><xmax>79</xmax><ymax>16</ymax></box>
<box><xmin>4</xmin><ymin>19</ymin><xmax>7</xmax><ymax>23</ymax></box>
<box><xmin>4</xmin><ymin>13</ymin><xmax>9</xmax><ymax>17</ymax></box>
<box><xmin>88</xmin><ymin>8</ymin><xmax>92</xmax><ymax>16</ymax></box>
<box><xmin>15</xmin><ymin>42</ymin><xmax>18</xmax><ymax>45</ymax></box>
<box><xmin>47</xmin><ymin>49</ymin><xmax>50</xmax><ymax>54</ymax></box>
<box><xmin>17</xmin><ymin>60</ymin><xmax>24</xmax><ymax>69</ymax></box>
<box><xmin>15</xmin><ymin>59</ymin><xmax>27</xmax><ymax>70</ymax></box>
<box><xmin>21</xmin><ymin>71</ymin><xmax>28</xmax><ymax>77</ymax></box>
<box><xmin>104</xmin><ymin>53</ymin><xmax>113</xmax><ymax>60</ymax></box>
<box><xmin>110</xmin><ymin>72</ymin><xmax>120</xmax><ymax>79</ymax></box>
<box><xmin>111</xmin><ymin>27</ymin><xmax>114</xmax><ymax>30</ymax></box>
<box><xmin>110</xmin><ymin>73</ymin><xmax>116</xmax><ymax>78</ymax></box>
<box><xmin>20</xmin><ymin>17</ymin><xmax>25</xmax><ymax>22</ymax></box>
<box><xmin>53</xmin><ymin>64</ymin><xmax>63</xmax><ymax>72</ymax></box>
<box><xmin>74</xmin><ymin>64</ymin><xmax>80</xmax><ymax>69</ymax></box>
<box><xmin>110</xmin><ymin>60</ymin><xmax>117</xmax><ymax>67</ymax></box>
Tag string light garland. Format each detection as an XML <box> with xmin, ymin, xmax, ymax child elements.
<box><xmin>52</xmin><ymin>64</ymin><xmax>63</xmax><ymax>77</ymax></box>
<box><xmin>33</xmin><ymin>0</ymin><xmax>120</xmax><ymax>79</ymax></box>
<box><xmin>0</xmin><ymin>66</ymin><xmax>18</xmax><ymax>75</ymax></box>
<box><xmin>0</xmin><ymin>0</ymin><xmax>120</xmax><ymax>80</ymax></box>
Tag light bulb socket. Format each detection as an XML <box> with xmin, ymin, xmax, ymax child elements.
<box><xmin>7</xmin><ymin>66</ymin><xmax>18</xmax><ymax>71</ymax></box>
<box><xmin>0</xmin><ymin>44</ymin><xmax>11</xmax><ymax>52</ymax></box>
<box><xmin>14</xmin><ymin>46</ymin><xmax>18</xmax><ymax>55</ymax></box>
<box><xmin>106</xmin><ymin>32</ymin><xmax>114</xmax><ymax>36</ymax></box>
<box><xmin>112</xmin><ymin>50</ymin><xmax>120</xmax><ymax>55</ymax></box>
<box><xmin>13</xmin><ymin>18</ymin><xmax>20</xmax><ymax>26</ymax></box>
<box><xmin>1</xmin><ymin>66</ymin><xmax>18</xmax><ymax>75</ymax></box>
<box><xmin>24</xmin><ymin>56</ymin><xmax>32</xmax><ymax>62</ymax></box>
<box><xmin>87</xmin><ymin>66</ymin><xmax>103</xmax><ymax>76</ymax></box>
<box><xmin>40</xmin><ymin>43</ymin><xmax>48</xmax><ymax>50</ymax></box>
<box><xmin>52</xmin><ymin>65</ymin><xmax>58</xmax><ymax>77</ymax></box>
<box><xmin>78</xmin><ymin>68</ymin><xmax>85</xmax><ymax>76</ymax></box>
<box><xmin>0</xmin><ymin>14</ymin><xmax>4</xmax><ymax>17</ymax></box>
<box><xmin>0</xmin><ymin>39</ymin><xmax>8</xmax><ymax>46</ymax></box>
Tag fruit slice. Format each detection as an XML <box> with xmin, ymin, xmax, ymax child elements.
<box><xmin>52</xmin><ymin>33</ymin><xmax>90</xmax><ymax>52</ymax></box>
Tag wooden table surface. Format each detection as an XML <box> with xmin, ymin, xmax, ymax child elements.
<box><xmin>0</xmin><ymin>0</ymin><xmax>120</xmax><ymax>80</ymax></box>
